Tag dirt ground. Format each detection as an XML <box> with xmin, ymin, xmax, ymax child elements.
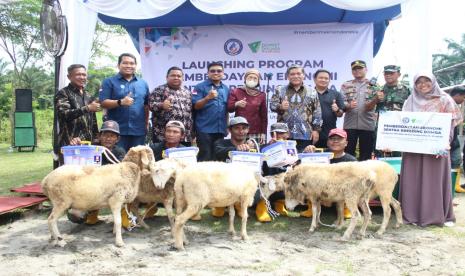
<box><xmin>1</xmin><ymin>193</ymin><xmax>465</xmax><ymax>276</ymax></box>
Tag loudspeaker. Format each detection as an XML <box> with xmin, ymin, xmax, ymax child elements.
<box><xmin>15</xmin><ymin>89</ymin><xmax>32</xmax><ymax>112</ymax></box>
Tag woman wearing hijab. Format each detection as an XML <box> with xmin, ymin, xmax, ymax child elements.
<box><xmin>400</xmin><ymin>73</ymin><xmax>462</xmax><ymax>227</ymax></box>
<box><xmin>227</xmin><ymin>69</ymin><xmax>268</xmax><ymax>144</ymax></box>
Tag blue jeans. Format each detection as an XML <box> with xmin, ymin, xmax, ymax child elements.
<box><xmin>117</xmin><ymin>135</ymin><xmax>146</xmax><ymax>152</ymax></box>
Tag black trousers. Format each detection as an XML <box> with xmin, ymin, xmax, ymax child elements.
<box><xmin>196</xmin><ymin>132</ymin><xmax>224</xmax><ymax>161</ymax></box>
<box><xmin>345</xmin><ymin>129</ymin><xmax>374</xmax><ymax>161</ymax></box>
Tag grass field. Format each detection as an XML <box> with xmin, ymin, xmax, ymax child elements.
<box><xmin>0</xmin><ymin>142</ymin><xmax>53</xmax><ymax>194</ymax></box>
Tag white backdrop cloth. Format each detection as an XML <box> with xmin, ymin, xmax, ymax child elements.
<box><xmin>79</xmin><ymin>0</ymin><xmax>403</xmax><ymax>19</ymax></box>
<box><xmin>139</xmin><ymin>23</ymin><xmax>373</xmax><ymax>130</ymax></box>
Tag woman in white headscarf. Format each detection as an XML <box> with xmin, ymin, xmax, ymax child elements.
<box><xmin>400</xmin><ymin>72</ymin><xmax>462</xmax><ymax>227</ymax></box>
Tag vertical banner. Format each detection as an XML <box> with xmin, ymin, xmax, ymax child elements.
<box><xmin>139</xmin><ymin>23</ymin><xmax>373</xmax><ymax>128</ymax></box>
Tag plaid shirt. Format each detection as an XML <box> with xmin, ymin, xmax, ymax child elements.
<box><xmin>149</xmin><ymin>84</ymin><xmax>193</xmax><ymax>142</ymax></box>
<box><xmin>55</xmin><ymin>83</ymin><xmax>99</xmax><ymax>147</ymax></box>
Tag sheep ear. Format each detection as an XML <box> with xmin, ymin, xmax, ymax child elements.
<box><xmin>141</xmin><ymin>150</ymin><xmax>149</xmax><ymax>166</ymax></box>
<box><xmin>122</xmin><ymin>148</ymin><xmax>138</xmax><ymax>163</ymax></box>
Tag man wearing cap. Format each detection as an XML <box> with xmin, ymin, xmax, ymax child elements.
<box><xmin>212</xmin><ymin>116</ymin><xmax>256</xmax><ymax>217</ymax></box>
<box><xmin>313</xmin><ymin>69</ymin><xmax>346</xmax><ymax>148</ymax></box>
<box><xmin>149</xmin><ymin>66</ymin><xmax>193</xmax><ymax>145</ymax></box>
<box><xmin>150</xmin><ymin>120</ymin><xmax>186</xmax><ymax>161</ymax></box>
<box><xmin>214</xmin><ymin>116</ymin><xmax>256</xmax><ymax>164</ymax></box>
<box><xmin>99</xmin><ymin>120</ymin><xmax>126</xmax><ymax>165</ymax></box>
<box><xmin>380</xmin><ymin>65</ymin><xmax>411</xmax><ymax>112</ymax></box>
<box><xmin>340</xmin><ymin>60</ymin><xmax>382</xmax><ymax>161</ymax></box>
<box><xmin>227</xmin><ymin>69</ymin><xmax>268</xmax><ymax>144</ymax></box>
<box><xmin>67</xmin><ymin>120</ymin><xmax>126</xmax><ymax>225</ymax></box>
<box><xmin>374</xmin><ymin>65</ymin><xmax>411</xmax><ymax>158</ymax></box>
<box><xmin>270</xmin><ymin>65</ymin><xmax>323</xmax><ymax>152</ymax></box>
<box><xmin>192</xmin><ymin>62</ymin><xmax>230</xmax><ymax>161</ymax></box>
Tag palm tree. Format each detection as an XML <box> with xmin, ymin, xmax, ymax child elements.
<box><xmin>433</xmin><ymin>34</ymin><xmax>465</xmax><ymax>87</ymax></box>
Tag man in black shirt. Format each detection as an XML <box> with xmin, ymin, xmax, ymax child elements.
<box><xmin>313</xmin><ymin>69</ymin><xmax>345</xmax><ymax>148</ymax></box>
<box><xmin>327</xmin><ymin>128</ymin><xmax>357</xmax><ymax>164</ymax></box>
<box><xmin>99</xmin><ymin>120</ymin><xmax>126</xmax><ymax>165</ymax></box>
<box><xmin>150</xmin><ymin>120</ymin><xmax>186</xmax><ymax>161</ymax></box>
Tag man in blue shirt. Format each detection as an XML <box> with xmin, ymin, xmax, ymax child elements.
<box><xmin>192</xmin><ymin>62</ymin><xmax>230</xmax><ymax>161</ymax></box>
<box><xmin>100</xmin><ymin>53</ymin><xmax>149</xmax><ymax>151</ymax></box>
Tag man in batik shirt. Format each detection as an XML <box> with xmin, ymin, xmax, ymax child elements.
<box><xmin>149</xmin><ymin>66</ymin><xmax>193</xmax><ymax>145</ymax></box>
<box><xmin>270</xmin><ymin>64</ymin><xmax>322</xmax><ymax>152</ymax></box>
<box><xmin>55</xmin><ymin>64</ymin><xmax>100</xmax><ymax>165</ymax></box>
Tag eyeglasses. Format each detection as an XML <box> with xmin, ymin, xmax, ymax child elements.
<box><xmin>209</xmin><ymin>69</ymin><xmax>223</xmax><ymax>73</ymax></box>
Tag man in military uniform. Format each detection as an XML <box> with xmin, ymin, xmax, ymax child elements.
<box><xmin>375</xmin><ymin>65</ymin><xmax>411</xmax><ymax>157</ymax></box>
<box><xmin>380</xmin><ymin>65</ymin><xmax>410</xmax><ymax>112</ymax></box>
<box><xmin>340</xmin><ymin>60</ymin><xmax>382</xmax><ymax>161</ymax></box>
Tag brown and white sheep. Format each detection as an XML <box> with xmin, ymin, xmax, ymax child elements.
<box><xmin>283</xmin><ymin>162</ymin><xmax>376</xmax><ymax>240</ymax></box>
<box><xmin>126</xmin><ymin>158</ymin><xmax>188</xmax><ymax>229</ymax></box>
<box><xmin>41</xmin><ymin>146</ymin><xmax>156</xmax><ymax>247</ymax></box>
<box><xmin>359</xmin><ymin>160</ymin><xmax>403</xmax><ymax>235</ymax></box>
<box><xmin>171</xmin><ymin>162</ymin><xmax>260</xmax><ymax>250</ymax></box>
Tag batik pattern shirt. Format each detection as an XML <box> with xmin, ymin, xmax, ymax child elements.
<box><xmin>55</xmin><ymin>83</ymin><xmax>99</xmax><ymax>147</ymax></box>
<box><xmin>270</xmin><ymin>84</ymin><xmax>322</xmax><ymax>140</ymax></box>
<box><xmin>149</xmin><ymin>84</ymin><xmax>193</xmax><ymax>142</ymax></box>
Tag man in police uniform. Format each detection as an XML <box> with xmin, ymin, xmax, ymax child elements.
<box><xmin>381</xmin><ymin>65</ymin><xmax>410</xmax><ymax>112</ymax></box>
<box><xmin>340</xmin><ymin>60</ymin><xmax>382</xmax><ymax>161</ymax></box>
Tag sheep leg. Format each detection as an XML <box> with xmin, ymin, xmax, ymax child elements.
<box><xmin>334</xmin><ymin>201</ymin><xmax>344</xmax><ymax>229</ymax></box>
<box><xmin>309</xmin><ymin>198</ymin><xmax>319</xmax><ymax>233</ymax></box>
<box><xmin>173</xmin><ymin>205</ymin><xmax>199</xmax><ymax>250</ymax></box>
<box><xmin>131</xmin><ymin>200</ymin><xmax>149</xmax><ymax>230</ymax></box>
<box><xmin>390</xmin><ymin>198</ymin><xmax>403</xmax><ymax>228</ymax></box>
<box><xmin>164</xmin><ymin>197</ymin><xmax>175</xmax><ymax>229</ymax></box>
<box><xmin>376</xmin><ymin>194</ymin><xmax>392</xmax><ymax>236</ymax></box>
<box><xmin>240</xmin><ymin>199</ymin><xmax>249</xmax><ymax>240</ymax></box>
<box><xmin>48</xmin><ymin>204</ymin><xmax>68</xmax><ymax>247</ymax></box>
<box><xmin>358</xmin><ymin>199</ymin><xmax>371</xmax><ymax>238</ymax></box>
<box><xmin>228</xmin><ymin>205</ymin><xmax>236</xmax><ymax>236</ymax></box>
<box><xmin>341</xmin><ymin>200</ymin><xmax>359</xmax><ymax>241</ymax></box>
<box><xmin>110</xmin><ymin>203</ymin><xmax>125</xmax><ymax>247</ymax></box>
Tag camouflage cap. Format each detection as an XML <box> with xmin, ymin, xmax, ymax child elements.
<box><xmin>270</xmin><ymin>122</ymin><xmax>289</xmax><ymax>133</ymax></box>
<box><xmin>384</xmin><ymin>65</ymin><xmax>401</xmax><ymax>73</ymax></box>
<box><xmin>229</xmin><ymin>116</ymin><xmax>249</xmax><ymax>127</ymax></box>
<box><xmin>351</xmin><ymin>60</ymin><xmax>366</xmax><ymax>69</ymax></box>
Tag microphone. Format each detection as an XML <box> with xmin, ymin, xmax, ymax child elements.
<box><xmin>368</xmin><ymin>77</ymin><xmax>377</xmax><ymax>86</ymax></box>
<box><xmin>264</xmin><ymin>73</ymin><xmax>273</xmax><ymax>80</ymax></box>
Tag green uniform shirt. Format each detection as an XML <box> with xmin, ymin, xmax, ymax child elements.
<box><xmin>380</xmin><ymin>83</ymin><xmax>411</xmax><ymax>111</ymax></box>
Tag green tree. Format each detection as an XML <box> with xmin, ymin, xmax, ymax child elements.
<box><xmin>0</xmin><ymin>0</ymin><xmax>49</xmax><ymax>88</ymax></box>
<box><xmin>433</xmin><ymin>34</ymin><xmax>465</xmax><ymax>87</ymax></box>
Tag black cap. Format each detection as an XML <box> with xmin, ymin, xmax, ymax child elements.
<box><xmin>351</xmin><ymin>60</ymin><xmax>366</xmax><ymax>69</ymax></box>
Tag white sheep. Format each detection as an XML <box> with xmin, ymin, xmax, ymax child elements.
<box><xmin>41</xmin><ymin>146</ymin><xmax>156</xmax><ymax>247</ymax></box>
<box><xmin>283</xmin><ymin>162</ymin><xmax>376</xmax><ymax>240</ymax></box>
<box><xmin>169</xmin><ymin>162</ymin><xmax>260</xmax><ymax>250</ymax></box>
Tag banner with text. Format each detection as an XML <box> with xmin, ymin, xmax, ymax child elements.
<box><xmin>376</xmin><ymin>111</ymin><xmax>452</xmax><ymax>155</ymax></box>
<box><xmin>139</xmin><ymin>23</ymin><xmax>373</xmax><ymax>129</ymax></box>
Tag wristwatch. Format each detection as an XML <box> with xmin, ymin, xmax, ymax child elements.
<box><xmin>117</xmin><ymin>99</ymin><xmax>122</xmax><ymax>106</ymax></box>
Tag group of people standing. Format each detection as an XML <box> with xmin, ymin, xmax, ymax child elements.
<box><xmin>55</xmin><ymin>52</ymin><xmax>464</xmax><ymax>228</ymax></box>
